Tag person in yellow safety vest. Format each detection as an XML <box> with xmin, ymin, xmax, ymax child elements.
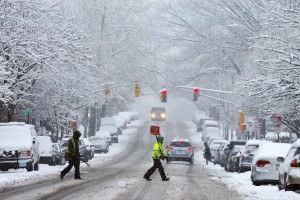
<box><xmin>60</xmin><ymin>130</ymin><xmax>82</xmax><ymax>180</ymax></box>
<box><xmin>143</xmin><ymin>135</ymin><xmax>169</xmax><ymax>181</ymax></box>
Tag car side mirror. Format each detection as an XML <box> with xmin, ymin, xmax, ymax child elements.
<box><xmin>277</xmin><ymin>157</ymin><xmax>284</xmax><ymax>163</ymax></box>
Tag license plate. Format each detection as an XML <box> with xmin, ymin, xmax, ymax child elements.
<box><xmin>19</xmin><ymin>162</ymin><xmax>27</xmax><ymax>168</ymax></box>
<box><xmin>176</xmin><ymin>150</ymin><xmax>184</xmax><ymax>154</ymax></box>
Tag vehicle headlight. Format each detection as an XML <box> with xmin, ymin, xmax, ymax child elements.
<box><xmin>151</xmin><ymin>113</ymin><xmax>156</xmax><ymax>118</ymax></box>
<box><xmin>160</xmin><ymin>113</ymin><xmax>166</xmax><ymax>119</ymax></box>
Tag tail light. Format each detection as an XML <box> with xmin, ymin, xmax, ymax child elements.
<box><xmin>167</xmin><ymin>147</ymin><xmax>173</xmax><ymax>151</ymax></box>
<box><xmin>188</xmin><ymin>147</ymin><xmax>194</xmax><ymax>152</ymax></box>
<box><xmin>27</xmin><ymin>150</ymin><xmax>31</xmax><ymax>156</ymax></box>
<box><xmin>290</xmin><ymin>159</ymin><xmax>300</xmax><ymax>167</ymax></box>
<box><xmin>256</xmin><ymin>160</ymin><xmax>270</xmax><ymax>167</ymax></box>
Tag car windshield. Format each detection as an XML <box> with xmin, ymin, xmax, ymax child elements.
<box><xmin>170</xmin><ymin>141</ymin><xmax>191</xmax><ymax>147</ymax></box>
<box><xmin>151</xmin><ymin>107</ymin><xmax>165</xmax><ymax>112</ymax></box>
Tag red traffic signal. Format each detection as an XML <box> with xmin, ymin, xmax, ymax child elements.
<box><xmin>162</xmin><ymin>89</ymin><xmax>167</xmax><ymax>95</ymax></box>
<box><xmin>193</xmin><ymin>87</ymin><xmax>199</xmax><ymax>93</ymax></box>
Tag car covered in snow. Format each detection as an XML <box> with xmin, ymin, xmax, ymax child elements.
<box><xmin>96</xmin><ymin>130</ymin><xmax>112</xmax><ymax>145</ymax></box>
<box><xmin>89</xmin><ymin>136</ymin><xmax>109</xmax><ymax>153</ymax></box>
<box><xmin>278</xmin><ymin>139</ymin><xmax>300</xmax><ymax>191</ymax></box>
<box><xmin>225</xmin><ymin>145</ymin><xmax>245</xmax><ymax>172</ymax></box>
<box><xmin>52</xmin><ymin>143</ymin><xmax>65</xmax><ymax>165</ymax></box>
<box><xmin>166</xmin><ymin>139</ymin><xmax>195</xmax><ymax>164</ymax></box>
<box><xmin>113</xmin><ymin>115</ymin><xmax>127</xmax><ymax>131</ymax></box>
<box><xmin>0</xmin><ymin>122</ymin><xmax>39</xmax><ymax>172</ymax></box>
<box><xmin>202</xmin><ymin>127</ymin><xmax>222</xmax><ymax>143</ymax></box>
<box><xmin>238</xmin><ymin>140</ymin><xmax>272</xmax><ymax>173</ymax></box>
<box><xmin>37</xmin><ymin>136</ymin><xmax>56</xmax><ymax>166</ymax></box>
<box><xmin>221</xmin><ymin>140</ymin><xmax>247</xmax><ymax>169</ymax></box>
<box><xmin>82</xmin><ymin>138</ymin><xmax>94</xmax><ymax>160</ymax></box>
<box><xmin>100</xmin><ymin>117</ymin><xmax>119</xmax><ymax>143</ymax></box>
<box><xmin>118</xmin><ymin>112</ymin><xmax>132</xmax><ymax>124</ymax></box>
<box><xmin>251</xmin><ymin>142</ymin><xmax>291</xmax><ymax>186</ymax></box>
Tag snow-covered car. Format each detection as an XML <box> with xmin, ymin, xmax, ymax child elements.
<box><xmin>118</xmin><ymin>112</ymin><xmax>132</xmax><ymax>124</ymax></box>
<box><xmin>113</xmin><ymin>115</ymin><xmax>126</xmax><ymax>131</ymax></box>
<box><xmin>37</xmin><ymin>136</ymin><xmax>56</xmax><ymax>166</ymax></box>
<box><xmin>166</xmin><ymin>139</ymin><xmax>195</xmax><ymax>164</ymax></box>
<box><xmin>100</xmin><ymin>117</ymin><xmax>118</xmax><ymax>143</ymax></box>
<box><xmin>221</xmin><ymin>140</ymin><xmax>247</xmax><ymax>169</ymax></box>
<box><xmin>82</xmin><ymin>138</ymin><xmax>94</xmax><ymax>160</ymax></box>
<box><xmin>128</xmin><ymin>111</ymin><xmax>139</xmax><ymax>121</ymax></box>
<box><xmin>202</xmin><ymin>120</ymin><xmax>219</xmax><ymax>130</ymax></box>
<box><xmin>251</xmin><ymin>143</ymin><xmax>291</xmax><ymax>186</ymax></box>
<box><xmin>96</xmin><ymin>130</ymin><xmax>112</xmax><ymax>145</ymax></box>
<box><xmin>52</xmin><ymin>143</ymin><xmax>65</xmax><ymax>165</ymax></box>
<box><xmin>278</xmin><ymin>139</ymin><xmax>300</xmax><ymax>191</ymax></box>
<box><xmin>209</xmin><ymin>139</ymin><xmax>228</xmax><ymax>161</ymax></box>
<box><xmin>202</xmin><ymin>127</ymin><xmax>222</xmax><ymax>142</ymax></box>
<box><xmin>239</xmin><ymin>140</ymin><xmax>271</xmax><ymax>173</ymax></box>
<box><xmin>0</xmin><ymin>122</ymin><xmax>39</xmax><ymax>172</ymax></box>
<box><xmin>225</xmin><ymin>145</ymin><xmax>245</xmax><ymax>172</ymax></box>
<box><xmin>60</xmin><ymin>138</ymin><xmax>89</xmax><ymax>162</ymax></box>
<box><xmin>192</xmin><ymin>111</ymin><xmax>208</xmax><ymax>129</ymax></box>
<box><xmin>214</xmin><ymin>143</ymin><xmax>227</xmax><ymax>165</ymax></box>
<box><xmin>150</xmin><ymin>107</ymin><xmax>166</xmax><ymax>121</ymax></box>
<box><xmin>196</xmin><ymin>117</ymin><xmax>213</xmax><ymax>132</ymax></box>
<box><xmin>89</xmin><ymin>136</ymin><xmax>109</xmax><ymax>153</ymax></box>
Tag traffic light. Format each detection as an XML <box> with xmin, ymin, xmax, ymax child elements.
<box><xmin>105</xmin><ymin>85</ymin><xmax>110</xmax><ymax>96</ymax></box>
<box><xmin>70</xmin><ymin>121</ymin><xmax>77</xmax><ymax>128</ymax></box>
<box><xmin>161</xmin><ymin>89</ymin><xmax>167</xmax><ymax>102</ymax></box>
<box><xmin>238</xmin><ymin>111</ymin><xmax>245</xmax><ymax>124</ymax></box>
<box><xmin>135</xmin><ymin>82</ymin><xmax>140</xmax><ymax>97</ymax></box>
<box><xmin>193</xmin><ymin>87</ymin><xmax>199</xmax><ymax>101</ymax></box>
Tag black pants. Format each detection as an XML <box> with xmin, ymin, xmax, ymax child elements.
<box><xmin>61</xmin><ymin>157</ymin><xmax>80</xmax><ymax>178</ymax></box>
<box><xmin>144</xmin><ymin>159</ymin><xmax>166</xmax><ymax>180</ymax></box>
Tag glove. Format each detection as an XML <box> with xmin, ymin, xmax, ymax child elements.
<box><xmin>160</xmin><ymin>155</ymin><xmax>165</xmax><ymax>160</ymax></box>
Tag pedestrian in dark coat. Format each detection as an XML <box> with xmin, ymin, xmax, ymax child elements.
<box><xmin>60</xmin><ymin>130</ymin><xmax>82</xmax><ymax>180</ymax></box>
<box><xmin>203</xmin><ymin>142</ymin><xmax>211</xmax><ymax>165</ymax></box>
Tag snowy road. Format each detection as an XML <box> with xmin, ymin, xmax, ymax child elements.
<box><xmin>0</xmin><ymin>121</ymin><xmax>241</xmax><ymax>200</ymax></box>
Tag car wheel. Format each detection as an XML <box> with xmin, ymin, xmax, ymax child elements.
<box><xmin>278</xmin><ymin>175</ymin><xmax>283</xmax><ymax>190</ymax></box>
<box><xmin>284</xmin><ymin>175</ymin><xmax>294</xmax><ymax>191</ymax></box>
<box><xmin>252</xmin><ymin>180</ymin><xmax>260</xmax><ymax>186</ymax></box>
<box><xmin>224</xmin><ymin>163</ymin><xmax>229</xmax><ymax>172</ymax></box>
<box><xmin>0</xmin><ymin>168</ymin><xmax>9</xmax><ymax>171</ymax></box>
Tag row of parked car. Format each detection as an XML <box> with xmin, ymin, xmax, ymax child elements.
<box><xmin>193</xmin><ymin>111</ymin><xmax>300</xmax><ymax>192</ymax></box>
<box><xmin>0</xmin><ymin>111</ymin><xmax>138</xmax><ymax>172</ymax></box>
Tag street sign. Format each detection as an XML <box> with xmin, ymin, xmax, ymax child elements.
<box><xmin>20</xmin><ymin>109</ymin><xmax>32</xmax><ymax>115</ymax></box>
<box><xmin>150</xmin><ymin>126</ymin><xmax>160</xmax><ymax>135</ymax></box>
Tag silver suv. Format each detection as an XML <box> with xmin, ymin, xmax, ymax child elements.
<box><xmin>0</xmin><ymin>122</ymin><xmax>39</xmax><ymax>172</ymax></box>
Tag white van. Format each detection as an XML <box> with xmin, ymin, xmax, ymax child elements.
<box><xmin>0</xmin><ymin>122</ymin><xmax>39</xmax><ymax>171</ymax></box>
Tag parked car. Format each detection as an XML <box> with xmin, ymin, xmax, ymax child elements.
<box><xmin>37</xmin><ymin>136</ymin><xmax>56</xmax><ymax>166</ymax></box>
<box><xmin>128</xmin><ymin>111</ymin><xmax>139</xmax><ymax>121</ymax></box>
<box><xmin>225</xmin><ymin>145</ymin><xmax>245</xmax><ymax>172</ymax></box>
<box><xmin>238</xmin><ymin>140</ymin><xmax>271</xmax><ymax>173</ymax></box>
<box><xmin>113</xmin><ymin>115</ymin><xmax>127</xmax><ymax>131</ymax></box>
<box><xmin>166</xmin><ymin>139</ymin><xmax>195</xmax><ymax>164</ymax></box>
<box><xmin>214</xmin><ymin>143</ymin><xmax>227</xmax><ymax>165</ymax></box>
<box><xmin>89</xmin><ymin>136</ymin><xmax>109</xmax><ymax>153</ymax></box>
<box><xmin>82</xmin><ymin>138</ymin><xmax>94</xmax><ymax>160</ymax></box>
<box><xmin>192</xmin><ymin>111</ymin><xmax>208</xmax><ymax>128</ymax></box>
<box><xmin>100</xmin><ymin>117</ymin><xmax>119</xmax><ymax>143</ymax></box>
<box><xmin>196</xmin><ymin>117</ymin><xmax>213</xmax><ymax>132</ymax></box>
<box><xmin>0</xmin><ymin>122</ymin><xmax>39</xmax><ymax>172</ymax></box>
<box><xmin>278</xmin><ymin>139</ymin><xmax>300</xmax><ymax>191</ymax></box>
<box><xmin>202</xmin><ymin>120</ymin><xmax>219</xmax><ymax>130</ymax></box>
<box><xmin>222</xmin><ymin>140</ymin><xmax>247</xmax><ymax>169</ymax></box>
<box><xmin>209</xmin><ymin>139</ymin><xmax>228</xmax><ymax>162</ymax></box>
<box><xmin>150</xmin><ymin>107</ymin><xmax>166</xmax><ymax>121</ymax></box>
<box><xmin>118</xmin><ymin>112</ymin><xmax>132</xmax><ymax>124</ymax></box>
<box><xmin>52</xmin><ymin>143</ymin><xmax>65</xmax><ymax>165</ymax></box>
<box><xmin>60</xmin><ymin>138</ymin><xmax>89</xmax><ymax>162</ymax></box>
<box><xmin>251</xmin><ymin>143</ymin><xmax>291</xmax><ymax>186</ymax></box>
<box><xmin>203</xmin><ymin>127</ymin><xmax>222</xmax><ymax>142</ymax></box>
<box><xmin>96</xmin><ymin>130</ymin><xmax>112</xmax><ymax>145</ymax></box>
